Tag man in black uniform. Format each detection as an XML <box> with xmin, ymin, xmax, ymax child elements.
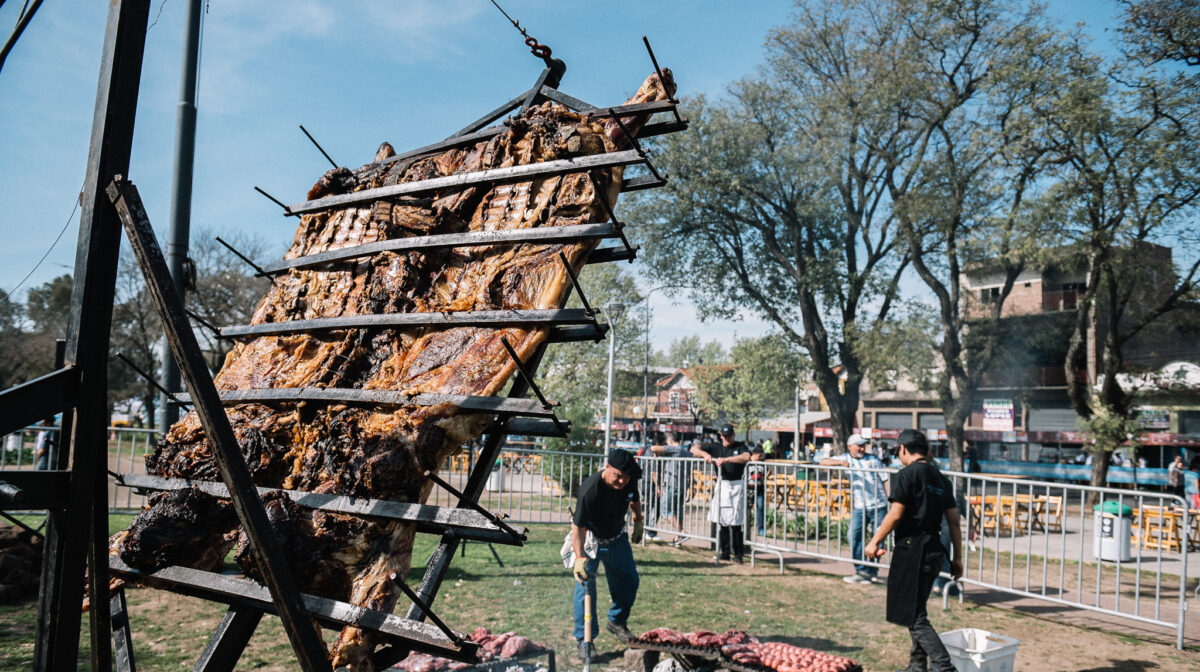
<box><xmin>691</xmin><ymin>424</ymin><xmax>759</xmax><ymax>564</ymax></box>
<box><xmin>571</xmin><ymin>449</ymin><xmax>645</xmax><ymax>656</ymax></box>
<box><xmin>865</xmin><ymin>429</ymin><xmax>962</xmax><ymax>672</ymax></box>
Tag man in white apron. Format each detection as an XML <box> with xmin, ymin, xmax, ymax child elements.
<box><xmin>691</xmin><ymin>424</ymin><xmax>757</xmax><ymax>564</ymax></box>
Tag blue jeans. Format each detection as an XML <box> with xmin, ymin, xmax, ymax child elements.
<box><xmin>573</xmin><ymin>534</ymin><xmax>639</xmax><ymax>641</ymax></box>
<box><xmin>851</xmin><ymin>504</ymin><xmax>888</xmax><ymax>577</ymax></box>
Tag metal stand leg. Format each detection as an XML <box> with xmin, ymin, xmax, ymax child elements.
<box><xmin>193</xmin><ymin>605</ymin><xmax>264</xmax><ymax>672</ymax></box>
<box><xmin>111</xmin><ymin>587</ymin><xmax>137</xmax><ymax>672</ymax></box>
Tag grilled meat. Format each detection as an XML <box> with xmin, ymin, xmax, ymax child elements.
<box><xmin>113</xmin><ymin>70</ymin><xmax>675</xmax><ymax>671</ymax></box>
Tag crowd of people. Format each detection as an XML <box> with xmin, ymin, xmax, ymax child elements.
<box><xmin>565</xmin><ymin>429</ymin><xmax>973</xmax><ymax>672</ymax></box>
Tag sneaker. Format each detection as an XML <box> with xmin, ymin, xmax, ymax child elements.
<box><xmin>734</xmin><ymin>555</ymin><xmax>744</xmax><ymax>564</ymax></box>
<box><xmin>843</xmin><ymin>574</ymin><xmax>869</xmax><ymax>584</ymax></box>
<box><xmin>606</xmin><ymin>620</ymin><xmax>633</xmax><ymax>641</ymax></box>
<box><xmin>869</xmin><ymin>575</ymin><xmax>886</xmax><ymax>585</ymax></box>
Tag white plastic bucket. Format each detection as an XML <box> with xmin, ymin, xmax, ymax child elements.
<box><xmin>940</xmin><ymin>628</ymin><xmax>1020</xmax><ymax>672</ymax></box>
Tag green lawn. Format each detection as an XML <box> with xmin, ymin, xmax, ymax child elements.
<box><xmin>0</xmin><ymin>517</ymin><xmax>1196</xmax><ymax>671</ymax></box>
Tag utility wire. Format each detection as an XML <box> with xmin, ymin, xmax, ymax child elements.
<box><xmin>0</xmin><ymin>186</ymin><xmax>81</xmax><ymax>305</ymax></box>
<box><xmin>0</xmin><ymin>0</ymin><xmax>43</xmax><ymax>76</ymax></box>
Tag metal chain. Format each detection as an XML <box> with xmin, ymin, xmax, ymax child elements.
<box><xmin>489</xmin><ymin>0</ymin><xmax>553</xmax><ymax>60</ymax></box>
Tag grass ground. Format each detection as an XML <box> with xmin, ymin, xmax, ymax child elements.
<box><xmin>0</xmin><ymin>518</ymin><xmax>1197</xmax><ymax>671</ymax></box>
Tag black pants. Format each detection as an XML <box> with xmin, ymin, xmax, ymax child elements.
<box><xmin>717</xmin><ymin>525</ymin><xmax>744</xmax><ymax>559</ymax></box>
<box><xmin>905</xmin><ymin>551</ymin><xmax>954</xmax><ymax>672</ymax></box>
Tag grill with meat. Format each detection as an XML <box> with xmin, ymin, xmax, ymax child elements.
<box><xmin>108</xmin><ymin>70</ymin><xmax>675</xmax><ymax>672</ymax></box>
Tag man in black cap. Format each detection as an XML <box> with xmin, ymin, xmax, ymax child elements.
<box><xmin>865</xmin><ymin>429</ymin><xmax>962</xmax><ymax>672</ymax></box>
<box><xmin>570</xmin><ymin>448</ymin><xmax>645</xmax><ymax>656</ymax></box>
<box><xmin>691</xmin><ymin>424</ymin><xmax>759</xmax><ymax>563</ymax></box>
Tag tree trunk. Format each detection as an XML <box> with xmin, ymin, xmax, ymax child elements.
<box><xmin>945</xmin><ymin>407</ymin><xmax>967</xmax><ymax>473</ymax></box>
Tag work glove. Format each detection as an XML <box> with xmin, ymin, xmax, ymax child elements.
<box><xmin>630</xmin><ymin>519</ymin><xmax>645</xmax><ymax>544</ymax></box>
<box><xmin>573</xmin><ymin>557</ymin><xmax>591</xmax><ymax>584</ymax></box>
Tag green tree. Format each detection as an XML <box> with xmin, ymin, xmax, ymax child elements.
<box><xmin>109</xmin><ymin>247</ymin><xmax>162</xmax><ymax>425</ymax></box>
<box><xmin>1120</xmin><ymin>0</ymin><xmax>1200</xmax><ymax>75</ymax></box>
<box><xmin>690</xmin><ymin>335</ymin><xmax>808</xmax><ymax>440</ymax></box>
<box><xmin>186</xmin><ymin>230</ymin><xmax>275</xmax><ymax>372</ymax></box>
<box><xmin>24</xmin><ymin>274</ymin><xmax>73</xmax><ymax>336</ymax></box>
<box><xmin>0</xmin><ymin>290</ymin><xmax>55</xmax><ymax>388</ymax></box>
<box><xmin>539</xmin><ymin>262</ymin><xmax>645</xmax><ymax>453</ymax></box>
<box><xmin>874</xmin><ymin>0</ymin><xmax>1068</xmax><ymax>470</ymax></box>
<box><xmin>659</xmin><ymin>335</ymin><xmax>727</xmax><ymax>369</ymax></box>
<box><xmin>1036</xmin><ymin>33</ymin><xmax>1200</xmax><ymax>490</ymax></box>
<box><xmin>632</xmin><ymin>0</ymin><xmax>931</xmax><ymax>452</ymax></box>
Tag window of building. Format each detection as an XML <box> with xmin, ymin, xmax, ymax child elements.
<box><xmin>875</xmin><ymin>412</ymin><xmax>912</xmax><ymax>429</ymax></box>
<box><xmin>917</xmin><ymin>413</ymin><xmax>946</xmax><ymax>430</ymax></box>
<box><xmin>668</xmin><ymin>390</ymin><xmax>681</xmax><ymax>412</ymax></box>
<box><xmin>980</xmin><ymin>287</ymin><xmax>1001</xmax><ymax>303</ymax></box>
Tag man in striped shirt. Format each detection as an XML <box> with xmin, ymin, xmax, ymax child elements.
<box><xmin>821</xmin><ymin>434</ymin><xmax>889</xmax><ymax>584</ymax></box>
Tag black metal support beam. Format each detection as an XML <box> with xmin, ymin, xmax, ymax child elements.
<box><xmin>219</xmin><ymin>308</ymin><xmax>595</xmax><ymax>339</ymax></box>
<box><xmin>257</xmin><ymin>222</ymin><xmax>624</xmax><ymax>276</ymax></box>
<box><xmin>111</xmin><ymin>588</ymin><xmax>136</xmax><ymax>672</ymax></box>
<box><xmin>403</xmin><ymin>345</ymin><xmax>548</xmax><ymax>622</ymax></box>
<box><xmin>119</xmin><ymin>474</ymin><xmax>528</xmax><ymax>545</ymax></box>
<box><xmin>375</xmin><ymin>99</ymin><xmax>678</xmax><ymax>170</ymax></box>
<box><xmin>620</xmin><ymin>173</ymin><xmax>667</xmax><ymax>192</ymax></box>
<box><xmin>501</xmin><ymin>417</ymin><xmax>569</xmax><ymax>438</ymax></box>
<box><xmin>193</xmin><ymin>605</ymin><xmax>263</xmax><ymax>672</ymax></box>
<box><xmin>0</xmin><ymin>471</ymin><xmax>71</xmax><ymax>510</ymax></box>
<box><xmin>108</xmin><ymin>559</ymin><xmax>479</xmax><ymax>663</ymax></box>
<box><xmin>0</xmin><ymin>367</ymin><xmax>78</xmax><ymax>436</ymax></box>
<box><xmin>35</xmin><ymin>3</ymin><xmax>151</xmax><ymax>671</ymax></box>
<box><xmin>108</xmin><ymin>177</ymin><xmax>331</xmax><ymax>672</ymax></box>
<box><xmin>287</xmin><ymin>149</ymin><xmax>644</xmax><ymax>216</ymax></box>
<box><xmin>172</xmin><ymin>388</ymin><xmax>560</xmax><ymax>419</ymax></box>
<box><xmin>585</xmin><ymin>246</ymin><xmax>639</xmax><ymax>265</ymax></box>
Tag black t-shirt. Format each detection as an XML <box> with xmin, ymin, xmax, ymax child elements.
<box><xmin>573</xmin><ymin>471</ymin><xmax>639</xmax><ymax>539</ymax></box>
<box><xmin>703</xmin><ymin>440</ymin><xmax>750</xmax><ymax>480</ymax></box>
<box><xmin>888</xmin><ymin>459</ymin><xmax>956</xmax><ymax>539</ymax></box>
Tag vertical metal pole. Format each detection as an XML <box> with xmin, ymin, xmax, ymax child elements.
<box><xmin>604</xmin><ymin>313</ymin><xmax>619</xmax><ymax>457</ymax></box>
<box><xmin>794</xmin><ymin>383</ymin><xmax>801</xmax><ymax>460</ymax></box>
<box><xmin>643</xmin><ymin>300</ymin><xmax>650</xmax><ymax>454</ymax></box>
<box><xmin>34</xmin><ymin>3</ymin><xmax>152</xmax><ymax>670</ymax></box>
<box><xmin>158</xmin><ymin>0</ymin><xmax>204</xmax><ymax>434</ymax></box>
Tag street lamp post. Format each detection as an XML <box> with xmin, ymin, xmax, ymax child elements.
<box><xmin>640</xmin><ymin>285</ymin><xmax>686</xmax><ymax>453</ymax></box>
<box><xmin>602</xmin><ymin>303</ymin><xmax>625</xmax><ymax>457</ymax></box>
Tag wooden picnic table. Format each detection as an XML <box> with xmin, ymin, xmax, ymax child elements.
<box><xmin>1133</xmin><ymin>505</ymin><xmax>1188</xmax><ymax>552</ymax></box>
<box><xmin>970</xmin><ymin>494</ymin><xmax>1048</xmax><ymax>534</ymax></box>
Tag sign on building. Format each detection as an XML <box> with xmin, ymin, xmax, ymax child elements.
<box><xmin>983</xmin><ymin>399</ymin><xmax>1015</xmax><ymax>432</ymax></box>
<box><xmin>1136</xmin><ymin>408</ymin><xmax>1170</xmax><ymax>430</ymax></box>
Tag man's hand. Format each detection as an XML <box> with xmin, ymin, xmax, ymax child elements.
<box><xmin>630</xmin><ymin>519</ymin><xmax>644</xmax><ymax>544</ymax></box>
<box><xmin>573</xmin><ymin>557</ymin><xmax>591</xmax><ymax>584</ymax></box>
<box><xmin>950</xmin><ymin>558</ymin><xmax>964</xmax><ymax>580</ymax></box>
<box><xmin>864</xmin><ymin>541</ymin><xmax>885</xmax><ymax>559</ymax></box>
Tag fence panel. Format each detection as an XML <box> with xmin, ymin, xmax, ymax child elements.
<box><xmin>66</xmin><ymin>435</ymin><xmax>1196</xmax><ymax>649</ymax></box>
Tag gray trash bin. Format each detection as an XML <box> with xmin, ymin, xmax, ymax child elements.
<box><xmin>1092</xmin><ymin>501</ymin><xmax>1133</xmax><ymax>562</ymax></box>
<box><xmin>486</xmin><ymin>459</ymin><xmax>506</xmax><ymax>492</ymax></box>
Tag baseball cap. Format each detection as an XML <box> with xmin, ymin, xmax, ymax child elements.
<box><xmin>720</xmin><ymin>424</ymin><xmax>735</xmax><ymax>437</ymax></box>
<box><xmin>848</xmin><ymin>434</ymin><xmax>868</xmax><ymax>446</ymax></box>
<box><xmin>607</xmin><ymin>449</ymin><xmax>642</xmax><ymax>478</ymax></box>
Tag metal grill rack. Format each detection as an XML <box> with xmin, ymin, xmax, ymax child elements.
<box><xmin>0</xmin><ymin>2</ymin><xmax>688</xmax><ymax>671</ymax></box>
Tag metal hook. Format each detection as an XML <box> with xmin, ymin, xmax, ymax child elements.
<box><xmin>557</xmin><ymin>251</ymin><xmax>594</xmax><ymax>318</ymax></box>
<box><xmin>299</xmin><ymin>124</ymin><xmax>338</xmax><ymax>169</ymax></box>
<box><xmin>253</xmin><ymin>186</ymin><xmax>294</xmax><ymax>216</ymax></box>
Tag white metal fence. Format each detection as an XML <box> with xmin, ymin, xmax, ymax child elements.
<box><xmin>84</xmin><ymin>439</ymin><xmax>1194</xmax><ymax>648</ymax></box>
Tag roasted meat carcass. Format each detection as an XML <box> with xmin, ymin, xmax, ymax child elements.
<box><xmin>108</xmin><ymin>71</ymin><xmax>675</xmax><ymax>671</ymax></box>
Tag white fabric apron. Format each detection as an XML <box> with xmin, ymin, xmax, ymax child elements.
<box><xmin>707</xmin><ymin>478</ymin><xmax>746</xmax><ymax>526</ymax></box>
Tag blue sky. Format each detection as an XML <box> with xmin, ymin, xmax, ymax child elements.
<box><xmin>0</xmin><ymin>1</ymin><xmax>1119</xmax><ymax>354</ymax></box>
